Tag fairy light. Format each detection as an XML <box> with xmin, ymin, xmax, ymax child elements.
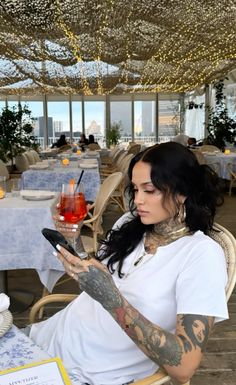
<box><xmin>0</xmin><ymin>1</ymin><xmax>235</xmax><ymax>95</ymax></box>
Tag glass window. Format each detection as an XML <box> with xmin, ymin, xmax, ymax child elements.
<box><xmin>110</xmin><ymin>101</ymin><xmax>132</xmax><ymax>146</ymax></box>
<box><xmin>21</xmin><ymin>101</ymin><xmax>44</xmax><ymax>147</ymax></box>
<box><xmin>47</xmin><ymin>101</ymin><xmax>70</xmax><ymax>146</ymax></box>
<box><xmin>134</xmin><ymin>101</ymin><xmax>156</xmax><ymax>145</ymax></box>
<box><xmin>158</xmin><ymin>100</ymin><xmax>180</xmax><ymax>142</ymax></box>
<box><xmin>84</xmin><ymin>101</ymin><xmax>105</xmax><ymax>147</ymax></box>
<box><xmin>0</xmin><ymin>100</ymin><xmax>5</xmax><ymax>112</ymax></box>
<box><xmin>72</xmin><ymin>101</ymin><xmax>82</xmax><ymax>142</ymax></box>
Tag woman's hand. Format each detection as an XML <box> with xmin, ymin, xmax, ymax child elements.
<box><xmin>56</xmin><ymin>245</ymin><xmax>122</xmax><ymax>309</ymax></box>
<box><xmin>53</xmin><ymin>213</ymin><xmax>82</xmax><ymax>238</ymax></box>
<box><xmin>53</xmin><ymin>202</ymin><xmax>93</xmax><ymax>238</ymax></box>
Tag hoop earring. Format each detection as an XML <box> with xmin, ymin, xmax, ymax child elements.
<box><xmin>178</xmin><ymin>203</ymin><xmax>186</xmax><ymax>223</ymax></box>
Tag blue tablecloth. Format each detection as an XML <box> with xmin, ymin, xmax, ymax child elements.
<box><xmin>0</xmin><ymin>194</ymin><xmax>64</xmax><ymax>292</ymax></box>
<box><xmin>20</xmin><ymin>167</ymin><xmax>100</xmax><ymax>202</ymax></box>
<box><xmin>0</xmin><ymin>325</ymin><xmax>81</xmax><ymax>384</ymax></box>
<box><xmin>204</xmin><ymin>153</ymin><xmax>236</xmax><ymax>179</ymax></box>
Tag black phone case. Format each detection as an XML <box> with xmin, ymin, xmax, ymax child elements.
<box><xmin>42</xmin><ymin>228</ymin><xmax>79</xmax><ymax>257</ymax></box>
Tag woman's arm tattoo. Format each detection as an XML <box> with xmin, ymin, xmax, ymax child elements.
<box><xmin>78</xmin><ymin>265</ymin><xmax>212</xmax><ymax>368</ymax></box>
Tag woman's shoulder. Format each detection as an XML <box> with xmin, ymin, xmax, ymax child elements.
<box><xmin>178</xmin><ymin>230</ymin><xmax>226</xmax><ymax>269</ymax></box>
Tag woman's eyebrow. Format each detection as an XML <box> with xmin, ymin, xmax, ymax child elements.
<box><xmin>131</xmin><ymin>181</ymin><xmax>153</xmax><ymax>187</ymax></box>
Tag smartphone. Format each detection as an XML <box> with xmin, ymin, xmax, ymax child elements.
<box><xmin>42</xmin><ymin>228</ymin><xmax>79</xmax><ymax>257</ymax></box>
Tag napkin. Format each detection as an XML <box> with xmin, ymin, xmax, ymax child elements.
<box><xmin>29</xmin><ymin>164</ymin><xmax>49</xmax><ymax>170</ymax></box>
<box><xmin>0</xmin><ymin>293</ymin><xmax>10</xmax><ymax>312</ymax></box>
<box><xmin>20</xmin><ymin>190</ymin><xmax>56</xmax><ymax>198</ymax></box>
<box><xmin>79</xmin><ymin>163</ymin><xmax>98</xmax><ymax>168</ymax></box>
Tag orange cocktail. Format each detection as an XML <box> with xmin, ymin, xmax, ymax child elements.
<box><xmin>60</xmin><ymin>191</ymin><xmax>87</xmax><ymax>223</ymax></box>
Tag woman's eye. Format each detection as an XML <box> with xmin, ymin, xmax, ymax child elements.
<box><xmin>144</xmin><ymin>190</ymin><xmax>155</xmax><ymax>194</ymax></box>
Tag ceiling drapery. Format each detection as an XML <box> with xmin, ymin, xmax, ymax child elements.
<box><xmin>0</xmin><ymin>0</ymin><xmax>236</xmax><ymax>95</ymax></box>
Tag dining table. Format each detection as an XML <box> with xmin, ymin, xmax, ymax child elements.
<box><xmin>0</xmin><ymin>324</ymin><xmax>81</xmax><ymax>384</ymax></box>
<box><xmin>203</xmin><ymin>152</ymin><xmax>236</xmax><ymax>179</ymax></box>
<box><xmin>20</xmin><ymin>163</ymin><xmax>100</xmax><ymax>202</ymax></box>
<box><xmin>0</xmin><ymin>193</ymin><xmax>65</xmax><ymax>297</ymax></box>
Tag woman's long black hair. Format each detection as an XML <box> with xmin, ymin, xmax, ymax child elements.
<box><xmin>98</xmin><ymin>142</ymin><xmax>224</xmax><ymax>277</ymax></box>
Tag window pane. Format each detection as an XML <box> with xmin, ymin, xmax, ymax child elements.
<box><xmin>110</xmin><ymin>101</ymin><xmax>132</xmax><ymax>146</ymax></box>
<box><xmin>134</xmin><ymin>101</ymin><xmax>156</xmax><ymax>145</ymax></box>
<box><xmin>47</xmin><ymin>101</ymin><xmax>70</xmax><ymax>146</ymax></box>
<box><xmin>84</xmin><ymin>101</ymin><xmax>105</xmax><ymax>147</ymax></box>
<box><xmin>72</xmin><ymin>101</ymin><xmax>82</xmax><ymax>141</ymax></box>
<box><xmin>21</xmin><ymin>101</ymin><xmax>44</xmax><ymax>147</ymax></box>
<box><xmin>158</xmin><ymin>100</ymin><xmax>180</xmax><ymax>142</ymax></box>
<box><xmin>0</xmin><ymin>100</ymin><xmax>5</xmax><ymax>111</ymax></box>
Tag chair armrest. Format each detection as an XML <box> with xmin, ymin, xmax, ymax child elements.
<box><xmin>29</xmin><ymin>294</ymin><xmax>77</xmax><ymax>324</ymax></box>
<box><xmin>132</xmin><ymin>369</ymin><xmax>170</xmax><ymax>385</ymax></box>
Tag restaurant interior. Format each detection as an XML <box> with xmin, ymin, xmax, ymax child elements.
<box><xmin>0</xmin><ymin>1</ymin><xmax>236</xmax><ymax>385</ymax></box>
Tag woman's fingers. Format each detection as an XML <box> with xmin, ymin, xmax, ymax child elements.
<box><xmin>53</xmin><ymin>214</ymin><xmax>82</xmax><ymax>237</ymax></box>
<box><xmin>56</xmin><ymin>245</ymin><xmax>108</xmax><ymax>274</ymax></box>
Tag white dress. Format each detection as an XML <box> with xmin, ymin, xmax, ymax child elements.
<box><xmin>30</xmin><ymin>213</ymin><xmax>228</xmax><ymax>385</ymax></box>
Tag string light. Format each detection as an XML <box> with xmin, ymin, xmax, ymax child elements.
<box><xmin>0</xmin><ymin>0</ymin><xmax>235</xmax><ymax>95</ymax></box>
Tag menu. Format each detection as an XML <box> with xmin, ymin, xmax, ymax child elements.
<box><xmin>0</xmin><ymin>357</ymin><xmax>72</xmax><ymax>385</ymax></box>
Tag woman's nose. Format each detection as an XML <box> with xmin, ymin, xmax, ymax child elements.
<box><xmin>134</xmin><ymin>191</ymin><xmax>144</xmax><ymax>205</ymax></box>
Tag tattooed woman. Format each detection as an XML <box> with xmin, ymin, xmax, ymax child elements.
<box><xmin>29</xmin><ymin>142</ymin><xmax>228</xmax><ymax>385</ymax></box>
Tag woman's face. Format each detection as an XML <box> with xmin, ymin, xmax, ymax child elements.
<box><xmin>132</xmin><ymin>161</ymin><xmax>183</xmax><ymax>225</ymax></box>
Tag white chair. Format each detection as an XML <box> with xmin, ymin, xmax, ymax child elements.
<box><xmin>29</xmin><ymin>222</ymin><xmax>236</xmax><ymax>385</ymax></box>
<box><xmin>0</xmin><ymin>160</ymin><xmax>10</xmax><ymax>180</ymax></box>
<box><xmin>25</xmin><ymin>151</ymin><xmax>36</xmax><ymax>165</ymax></box>
<box><xmin>0</xmin><ymin>160</ymin><xmax>11</xmax><ymax>192</ymax></box>
<box><xmin>30</xmin><ymin>150</ymin><xmax>41</xmax><ymax>163</ymax></box>
<box><xmin>15</xmin><ymin>153</ymin><xmax>30</xmax><ymax>172</ymax></box>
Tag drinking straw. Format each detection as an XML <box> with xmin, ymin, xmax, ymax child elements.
<box><xmin>75</xmin><ymin>170</ymin><xmax>84</xmax><ymax>192</ymax></box>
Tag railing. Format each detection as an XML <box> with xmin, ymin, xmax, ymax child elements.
<box><xmin>36</xmin><ymin>135</ymin><xmax>175</xmax><ymax>149</ymax></box>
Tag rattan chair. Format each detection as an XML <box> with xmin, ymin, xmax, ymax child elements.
<box><xmin>14</xmin><ymin>153</ymin><xmax>30</xmax><ymax>172</ymax></box>
<box><xmin>199</xmin><ymin>145</ymin><xmax>221</xmax><ymax>153</ymax></box>
<box><xmin>29</xmin><ymin>222</ymin><xmax>236</xmax><ymax>385</ymax></box>
<box><xmin>81</xmin><ymin>171</ymin><xmax>123</xmax><ymax>253</ymax></box>
<box><xmin>110</xmin><ymin>153</ymin><xmax>133</xmax><ymax>212</ymax></box>
<box><xmin>190</xmin><ymin>149</ymin><xmax>206</xmax><ymax>165</ymax></box>
<box><xmin>30</xmin><ymin>149</ymin><xmax>41</xmax><ymax>163</ymax></box>
<box><xmin>25</xmin><ymin>151</ymin><xmax>36</xmax><ymax>165</ymax></box>
<box><xmin>88</xmin><ymin>143</ymin><xmax>101</xmax><ymax>150</ymax></box>
<box><xmin>127</xmin><ymin>143</ymin><xmax>141</xmax><ymax>156</ymax></box>
<box><xmin>227</xmin><ymin>163</ymin><xmax>236</xmax><ymax>196</ymax></box>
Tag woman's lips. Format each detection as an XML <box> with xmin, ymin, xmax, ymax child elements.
<box><xmin>137</xmin><ymin>210</ymin><xmax>148</xmax><ymax>216</ymax></box>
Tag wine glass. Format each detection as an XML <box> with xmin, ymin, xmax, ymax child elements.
<box><xmin>59</xmin><ymin>182</ymin><xmax>87</xmax><ymax>250</ymax></box>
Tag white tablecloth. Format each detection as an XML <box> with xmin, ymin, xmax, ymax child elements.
<box><xmin>20</xmin><ymin>166</ymin><xmax>100</xmax><ymax>201</ymax></box>
<box><xmin>0</xmin><ymin>325</ymin><xmax>81</xmax><ymax>384</ymax></box>
<box><xmin>204</xmin><ymin>153</ymin><xmax>236</xmax><ymax>179</ymax></box>
<box><xmin>0</xmin><ymin>194</ymin><xmax>65</xmax><ymax>293</ymax></box>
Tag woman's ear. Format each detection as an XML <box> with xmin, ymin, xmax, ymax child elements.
<box><xmin>178</xmin><ymin>194</ymin><xmax>187</xmax><ymax>205</ymax></box>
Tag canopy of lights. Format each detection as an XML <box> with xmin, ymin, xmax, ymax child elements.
<box><xmin>0</xmin><ymin>0</ymin><xmax>236</xmax><ymax>95</ymax></box>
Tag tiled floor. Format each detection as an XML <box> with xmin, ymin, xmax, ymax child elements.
<box><xmin>9</xmin><ymin>193</ymin><xmax>236</xmax><ymax>385</ymax></box>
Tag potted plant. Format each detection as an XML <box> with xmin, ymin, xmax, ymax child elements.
<box><xmin>106</xmin><ymin>121</ymin><xmax>121</xmax><ymax>148</ymax></box>
<box><xmin>206</xmin><ymin>79</ymin><xmax>236</xmax><ymax>150</ymax></box>
<box><xmin>0</xmin><ymin>103</ymin><xmax>39</xmax><ymax>168</ymax></box>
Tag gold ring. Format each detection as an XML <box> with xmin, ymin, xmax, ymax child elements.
<box><xmin>69</xmin><ymin>264</ymin><xmax>72</xmax><ymax>271</ymax></box>
<box><xmin>71</xmin><ymin>272</ymin><xmax>75</xmax><ymax>278</ymax></box>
